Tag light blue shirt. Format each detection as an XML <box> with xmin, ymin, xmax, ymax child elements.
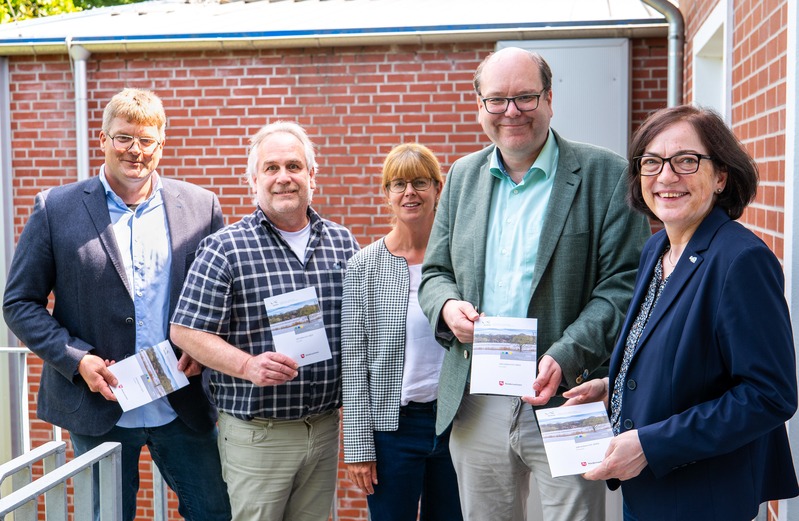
<box><xmin>99</xmin><ymin>168</ymin><xmax>177</xmax><ymax>428</ymax></box>
<box><xmin>482</xmin><ymin>130</ymin><xmax>559</xmax><ymax>318</ymax></box>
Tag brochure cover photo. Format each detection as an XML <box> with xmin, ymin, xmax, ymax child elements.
<box><xmin>535</xmin><ymin>401</ymin><xmax>613</xmax><ymax>477</ymax></box>
<box><xmin>264</xmin><ymin>286</ymin><xmax>332</xmax><ymax>366</ymax></box>
<box><xmin>470</xmin><ymin>316</ymin><xmax>537</xmax><ymax>396</ymax></box>
<box><xmin>108</xmin><ymin>340</ymin><xmax>190</xmax><ymax>411</ymax></box>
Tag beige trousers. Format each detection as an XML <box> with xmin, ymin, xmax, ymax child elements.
<box><xmin>449</xmin><ymin>393</ymin><xmax>606</xmax><ymax>521</ymax></box>
<box><xmin>217</xmin><ymin>410</ymin><xmax>339</xmax><ymax>521</ymax></box>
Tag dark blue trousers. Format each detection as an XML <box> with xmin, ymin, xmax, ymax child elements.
<box><xmin>368</xmin><ymin>401</ymin><xmax>463</xmax><ymax>521</ymax></box>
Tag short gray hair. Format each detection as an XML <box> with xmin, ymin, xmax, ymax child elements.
<box><xmin>246</xmin><ymin>121</ymin><xmax>318</xmax><ymax>182</ymax></box>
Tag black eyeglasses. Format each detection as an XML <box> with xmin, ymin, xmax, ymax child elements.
<box><xmin>635</xmin><ymin>153</ymin><xmax>713</xmax><ymax>176</ymax></box>
<box><xmin>387</xmin><ymin>178</ymin><xmax>434</xmax><ymax>193</ymax></box>
<box><xmin>108</xmin><ymin>134</ymin><xmax>161</xmax><ymax>153</ymax></box>
<box><xmin>480</xmin><ymin>92</ymin><xmax>545</xmax><ymax>114</ymax></box>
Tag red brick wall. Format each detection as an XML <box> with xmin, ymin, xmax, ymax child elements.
<box><xmin>7</xmin><ymin>39</ymin><xmax>667</xmax><ymax>520</ymax></box>
<box><xmin>683</xmin><ymin>0</ymin><xmax>789</xmax><ymax>263</ymax></box>
<box><xmin>684</xmin><ymin>1</ymin><xmax>789</xmax><ymax>519</ymax></box>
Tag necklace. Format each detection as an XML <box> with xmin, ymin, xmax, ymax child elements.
<box><xmin>666</xmin><ymin>246</ymin><xmax>678</xmax><ymax>268</ymax></box>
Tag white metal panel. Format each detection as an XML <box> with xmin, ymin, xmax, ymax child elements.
<box><xmin>692</xmin><ymin>0</ymin><xmax>732</xmax><ymax>121</ymax></box>
<box><xmin>0</xmin><ymin>0</ymin><xmax>664</xmax><ymax>45</ymax></box>
<box><xmin>499</xmin><ymin>39</ymin><xmax>631</xmax><ymax>158</ymax></box>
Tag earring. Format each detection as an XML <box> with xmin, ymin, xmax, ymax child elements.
<box><xmin>716</xmin><ymin>188</ymin><xmax>723</xmax><ymax>194</ymax></box>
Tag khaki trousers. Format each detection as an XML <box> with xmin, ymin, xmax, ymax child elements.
<box><xmin>449</xmin><ymin>393</ymin><xmax>605</xmax><ymax>521</ymax></box>
<box><xmin>217</xmin><ymin>410</ymin><xmax>339</xmax><ymax>521</ymax></box>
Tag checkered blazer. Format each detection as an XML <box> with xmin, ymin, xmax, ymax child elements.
<box><xmin>341</xmin><ymin>238</ymin><xmax>412</xmax><ymax>463</ymax></box>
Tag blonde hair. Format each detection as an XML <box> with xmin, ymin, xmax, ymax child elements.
<box><xmin>381</xmin><ymin>143</ymin><xmax>442</xmax><ymax>190</ymax></box>
<box><xmin>102</xmin><ymin>88</ymin><xmax>166</xmax><ymax>138</ymax></box>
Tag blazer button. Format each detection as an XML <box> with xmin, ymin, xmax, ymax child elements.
<box><xmin>623</xmin><ymin>419</ymin><xmax>634</xmax><ymax>430</ymax></box>
<box><xmin>125</xmin><ymin>317</ymin><xmax>134</xmax><ymax>325</ymax></box>
<box><xmin>463</xmin><ymin>349</ymin><xmax>470</xmax><ymax>360</ymax></box>
<box><xmin>627</xmin><ymin>379</ymin><xmax>637</xmax><ymax>390</ymax></box>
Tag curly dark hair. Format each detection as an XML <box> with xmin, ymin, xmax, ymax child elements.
<box><xmin>627</xmin><ymin>105</ymin><xmax>758</xmax><ymax>220</ymax></box>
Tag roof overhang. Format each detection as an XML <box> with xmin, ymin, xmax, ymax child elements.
<box><xmin>0</xmin><ymin>0</ymin><xmax>669</xmax><ymax>56</ymax></box>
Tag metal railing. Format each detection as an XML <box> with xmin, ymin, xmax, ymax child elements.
<box><xmin>1</xmin><ymin>346</ymin><xmax>44</xmax><ymax>459</ymax></box>
<box><xmin>1</xmin><ymin>347</ymin><xmax>167</xmax><ymax>520</ymax></box>
<box><xmin>0</xmin><ymin>441</ymin><xmax>122</xmax><ymax>520</ymax></box>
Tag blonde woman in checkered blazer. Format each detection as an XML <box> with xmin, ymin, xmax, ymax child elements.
<box><xmin>342</xmin><ymin>144</ymin><xmax>463</xmax><ymax>521</ymax></box>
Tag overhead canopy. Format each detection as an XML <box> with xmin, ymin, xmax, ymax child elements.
<box><xmin>0</xmin><ymin>0</ymin><xmax>667</xmax><ymax>55</ymax></box>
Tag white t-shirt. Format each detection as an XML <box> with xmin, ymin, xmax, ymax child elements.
<box><xmin>400</xmin><ymin>264</ymin><xmax>446</xmax><ymax>405</ymax></box>
<box><xmin>277</xmin><ymin>222</ymin><xmax>311</xmax><ymax>262</ymax></box>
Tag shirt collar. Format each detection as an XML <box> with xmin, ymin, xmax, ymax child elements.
<box><xmin>99</xmin><ymin>165</ymin><xmax>163</xmax><ymax>209</ymax></box>
<box><xmin>489</xmin><ymin>129</ymin><xmax>558</xmax><ymax>182</ymax></box>
<box><xmin>257</xmin><ymin>205</ymin><xmax>322</xmax><ymax>233</ymax></box>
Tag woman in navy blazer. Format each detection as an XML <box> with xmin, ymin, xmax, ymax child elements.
<box><xmin>563</xmin><ymin>105</ymin><xmax>799</xmax><ymax>520</ymax></box>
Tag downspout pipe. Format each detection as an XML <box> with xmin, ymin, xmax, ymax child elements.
<box><xmin>67</xmin><ymin>40</ymin><xmax>91</xmax><ymax>181</ymax></box>
<box><xmin>642</xmin><ymin>0</ymin><xmax>684</xmax><ymax>107</ymax></box>
<box><xmin>1</xmin><ymin>56</ymin><xmax>24</xmax><ymax>460</ymax></box>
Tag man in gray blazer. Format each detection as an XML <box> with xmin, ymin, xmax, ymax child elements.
<box><xmin>3</xmin><ymin>88</ymin><xmax>231</xmax><ymax>521</ymax></box>
<box><xmin>419</xmin><ymin>47</ymin><xmax>651</xmax><ymax>520</ymax></box>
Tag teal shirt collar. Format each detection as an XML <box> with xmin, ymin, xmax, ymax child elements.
<box><xmin>489</xmin><ymin>129</ymin><xmax>558</xmax><ymax>183</ymax></box>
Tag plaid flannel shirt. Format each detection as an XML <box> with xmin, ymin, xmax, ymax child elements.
<box><xmin>172</xmin><ymin>207</ymin><xmax>359</xmax><ymax>420</ymax></box>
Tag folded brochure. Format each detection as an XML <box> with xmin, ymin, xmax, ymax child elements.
<box><xmin>535</xmin><ymin>401</ymin><xmax>613</xmax><ymax>477</ymax></box>
<box><xmin>108</xmin><ymin>340</ymin><xmax>189</xmax><ymax>412</ymax></box>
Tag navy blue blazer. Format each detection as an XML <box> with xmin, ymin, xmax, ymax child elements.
<box><xmin>3</xmin><ymin>176</ymin><xmax>224</xmax><ymax>436</ymax></box>
<box><xmin>609</xmin><ymin>206</ymin><xmax>799</xmax><ymax>520</ymax></box>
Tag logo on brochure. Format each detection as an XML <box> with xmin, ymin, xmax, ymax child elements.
<box><xmin>499</xmin><ymin>381</ymin><xmax>504</xmax><ymax>386</ymax></box>
<box><xmin>301</xmin><ymin>354</ymin><xmax>306</xmax><ymax>358</ymax></box>
<box><xmin>581</xmin><ymin>461</ymin><xmax>588</xmax><ymax>467</ymax></box>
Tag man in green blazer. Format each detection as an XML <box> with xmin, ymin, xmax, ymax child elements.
<box><xmin>419</xmin><ymin>47</ymin><xmax>651</xmax><ymax>521</ymax></box>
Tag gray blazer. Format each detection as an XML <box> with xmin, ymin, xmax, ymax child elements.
<box><xmin>419</xmin><ymin>130</ymin><xmax>652</xmax><ymax>434</ymax></box>
<box><xmin>3</xmin><ymin>175</ymin><xmax>224</xmax><ymax>436</ymax></box>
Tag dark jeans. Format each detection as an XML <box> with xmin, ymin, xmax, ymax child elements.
<box><xmin>623</xmin><ymin>498</ymin><xmax>639</xmax><ymax>521</ymax></box>
<box><xmin>369</xmin><ymin>401</ymin><xmax>463</xmax><ymax>521</ymax></box>
<box><xmin>70</xmin><ymin>418</ymin><xmax>231</xmax><ymax>521</ymax></box>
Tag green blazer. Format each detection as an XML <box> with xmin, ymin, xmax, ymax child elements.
<box><xmin>419</xmin><ymin>130</ymin><xmax>651</xmax><ymax>434</ymax></box>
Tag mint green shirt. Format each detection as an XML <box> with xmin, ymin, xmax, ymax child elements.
<box><xmin>482</xmin><ymin>130</ymin><xmax>559</xmax><ymax>317</ymax></box>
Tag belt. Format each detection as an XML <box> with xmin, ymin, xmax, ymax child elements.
<box><xmin>399</xmin><ymin>400</ymin><xmax>437</xmax><ymax>415</ymax></box>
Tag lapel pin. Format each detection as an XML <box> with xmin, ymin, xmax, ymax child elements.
<box><xmin>689</xmin><ymin>256</ymin><xmax>697</xmax><ymax>263</ymax></box>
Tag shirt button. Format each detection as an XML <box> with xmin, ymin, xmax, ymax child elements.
<box><xmin>627</xmin><ymin>379</ymin><xmax>637</xmax><ymax>390</ymax></box>
<box><xmin>623</xmin><ymin>419</ymin><xmax>634</xmax><ymax>430</ymax></box>
<box><xmin>463</xmin><ymin>350</ymin><xmax>470</xmax><ymax>360</ymax></box>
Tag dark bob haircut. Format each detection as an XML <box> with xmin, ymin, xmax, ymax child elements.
<box><xmin>627</xmin><ymin>105</ymin><xmax>758</xmax><ymax>221</ymax></box>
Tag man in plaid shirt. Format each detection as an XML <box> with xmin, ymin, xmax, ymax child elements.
<box><xmin>170</xmin><ymin>120</ymin><xmax>359</xmax><ymax>521</ymax></box>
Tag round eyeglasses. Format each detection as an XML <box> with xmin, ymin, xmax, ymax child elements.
<box><xmin>387</xmin><ymin>178</ymin><xmax>434</xmax><ymax>193</ymax></box>
<box><xmin>108</xmin><ymin>134</ymin><xmax>162</xmax><ymax>153</ymax></box>
<box><xmin>635</xmin><ymin>153</ymin><xmax>713</xmax><ymax>176</ymax></box>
